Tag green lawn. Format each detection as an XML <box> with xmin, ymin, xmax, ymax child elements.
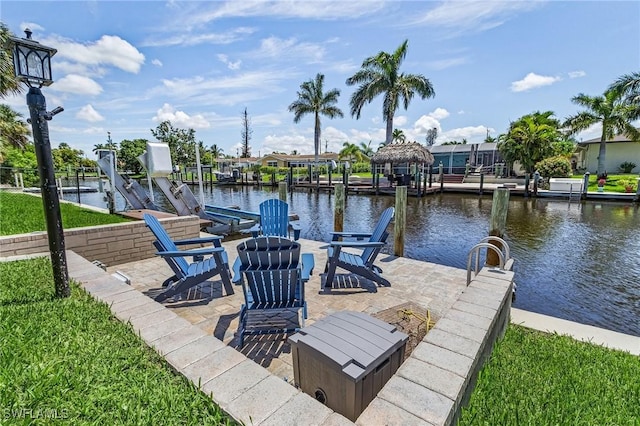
<box><xmin>0</xmin><ymin>191</ymin><xmax>129</xmax><ymax>235</ymax></box>
<box><xmin>459</xmin><ymin>325</ymin><xmax>640</xmax><ymax>425</ymax></box>
<box><xmin>578</xmin><ymin>173</ymin><xmax>639</xmax><ymax>193</ymax></box>
<box><xmin>0</xmin><ymin>257</ymin><xmax>235</xmax><ymax>425</ymax></box>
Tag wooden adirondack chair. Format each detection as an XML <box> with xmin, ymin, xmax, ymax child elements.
<box><xmin>143</xmin><ymin>214</ymin><xmax>234</xmax><ymax>302</ymax></box>
<box><xmin>323</xmin><ymin>207</ymin><xmax>394</xmax><ymax>290</ymax></box>
<box><xmin>249</xmin><ymin>198</ymin><xmax>301</xmax><ymax>240</ymax></box>
<box><xmin>235</xmin><ymin>236</ymin><xmax>314</xmax><ymax>347</ymax></box>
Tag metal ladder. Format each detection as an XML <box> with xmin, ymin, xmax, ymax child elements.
<box><xmin>466</xmin><ymin>236</ymin><xmax>516</xmax><ymax>298</ymax></box>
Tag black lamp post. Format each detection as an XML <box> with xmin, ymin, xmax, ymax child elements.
<box><xmin>10</xmin><ymin>29</ymin><xmax>69</xmax><ymax>297</ymax></box>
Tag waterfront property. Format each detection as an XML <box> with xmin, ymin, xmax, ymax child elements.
<box><xmin>576</xmin><ymin>131</ymin><xmax>640</xmax><ymax>174</ymax></box>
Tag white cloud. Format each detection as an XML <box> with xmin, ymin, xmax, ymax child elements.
<box><xmin>76</xmin><ymin>104</ymin><xmax>104</xmax><ymax>122</ymax></box>
<box><xmin>45</xmin><ymin>34</ymin><xmax>145</xmax><ymax>73</ymax></box>
<box><xmin>18</xmin><ymin>22</ymin><xmax>44</xmax><ymax>32</ymax></box>
<box><xmin>143</xmin><ymin>27</ymin><xmax>255</xmax><ymax>47</ymax></box>
<box><xmin>429</xmin><ymin>108</ymin><xmax>450</xmax><ymax>120</ymax></box>
<box><xmin>393</xmin><ymin>116</ymin><xmax>408</xmax><ymax>126</ymax></box>
<box><xmin>511</xmin><ymin>72</ymin><xmax>561</xmax><ymax>92</ymax></box>
<box><xmin>217</xmin><ymin>54</ymin><xmax>242</xmax><ymax>70</ymax></box>
<box><xmin>256</xmin><ymin>37</ymin><xmax>325</xmax><ymax>63</ymax></box>
<box><xmin>568</xmin><ymin>70</ymin><xmax>586</xmax><ymax>79</ymax></box>
<box><xmin>152</xmin><ymin>59</ymin><xmax>163</xmax><ymax>67</ymax></box>
<box><xmin>52</xmin><ymin>74</ymin><xmax>103</xmax><ymax>95</ymax></box>
<box><xmin>439</xmin><ymin>125</ymin><xmax>491</xmax><ymax>144</ymax></box>
<box><xmin>428</xmin><ymin>57</ymin><xmax>468</xmax><ymax>70</ymax></box>
<box><xmin>410</xmin><ymin>1</ymin><xmax>542</xmax><ymax>35</ymax></box>
<box><xmin>152</xmin><ymin>103</ymin><xmax>210</xmax><ymax>129</ymax></box>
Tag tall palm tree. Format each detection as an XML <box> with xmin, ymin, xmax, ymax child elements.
<box><xmin>339</xmin><ymin>142</ymin><xmax>364</xmax><ymax>163</ymax></box>
<box><xmin>392</xmin><ymin>129</ymin><xmax>406</xmax><ymax>143</ymax></box>
<box><xmin>609</xmin><ymin>71</ymin><xmax>640</xmax><ymax>106</ymax></box>
<box><xmin>289</xmin><ymin>73</ymin><xmax>343</xmax><ymax>182</ymax></box>
<box><xmin>359</xmin><ymin>141</ymin><xmax>374</xmax><ymax>158</ymax></box>
<box><xmin>564</xmin><ymin>89</ymin><xmax>640</xmax><ymax>176</ymax></box>
<box><xmin>210</xmin><ymin>143</ymin><xmax>223</xmax><ymax>168</ymax></box>
<box><xmin>346</xmin><ymin>39</ymin><xmax>435</xmax><ymax>146</ymax></box>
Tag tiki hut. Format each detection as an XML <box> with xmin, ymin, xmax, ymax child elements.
<box><xmin>370</xmin><ymin>141</ymin><xmax>434</xmax><ymax>191</ymax></box>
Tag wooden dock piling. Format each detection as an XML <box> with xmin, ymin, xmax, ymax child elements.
<box><xmin>487</xmin><ymin>188</ymin><xmax>510</xmax><ymax>266</ymax></box>
<box><xmin>394</xmin><ymin>186</ymin><xmax>407</xmax><ymax>257</ymax></box>
<box><xmin>278</xmin><ymin>181</ymin><xmax>287</xmax><ymax>202</ymax></box>
<box><xmin>334</xmin><ymin>183</ymin><xmax>344</xmax><ymax>234</ymax></box>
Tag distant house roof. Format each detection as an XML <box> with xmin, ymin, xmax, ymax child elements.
<box><xmin>429</xmin><ymin>142</ymin><xmax>499</xmax><ymax>154</ymax></box>
<box><xmin>262</xmin><ymin>152</ymin><xmax>340</xmax><ymax>161</ymax></box>
<box><xmin>580</xmin><ymin>131</ymin><xmax>640</xmax><ymax>145</ymax></box>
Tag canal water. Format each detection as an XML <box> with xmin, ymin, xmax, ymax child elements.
<box><xmin>63</xmin><ymin>180</ymin><xmax>640</xmax><ymax>337</ymax></box>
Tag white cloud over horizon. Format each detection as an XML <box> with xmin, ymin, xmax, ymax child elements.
<box><xmin>76</xmin><ymin>104</ymin><xmax>104</xmax><ymax>122</ymax></box>
<box><xmin>511</xmin><ymin>72</ymin><xmax>561</xmax><ymax>92</ymax></box>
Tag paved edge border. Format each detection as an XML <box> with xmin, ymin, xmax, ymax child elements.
<box><xmin>63</xmin><ymin>250</ymin><xmax>515</xmax><ymax>426</ymax></box>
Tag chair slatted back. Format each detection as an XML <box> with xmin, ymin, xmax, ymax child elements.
<box><xmin>259</xmin><ymin>199</ymin><xmax>290</xmax><ymax>238</ymax></box>
<box><xmin>144</xmin><ymin>214</ymin><xmax>189</xmax><ymax>274</ymax></box>
<box><xmin>237</xmin><ymin>236</ymin><xmax>301</xmax><ymax>307</ymax></box>
<box><xmin>361</xmin><ymin>207</ymin><xmax>394</xmax><ymax>264</ymax></box>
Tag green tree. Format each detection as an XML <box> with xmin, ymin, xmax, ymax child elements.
<box><xmin>359</xmin><ymin>141</ymin><xmax>374</xmax><ymax>157</ymax></box>
<box><xmin>0</xmin><ymin>23</ymin><xmax>21</xmax><ymax>98</ymax></box>
<box><xmin>0</xmin><ymin>104</ymin><xmax>30</xmax><ymax>160</ymax></box>
<box><xmin>118</xmin><ymin>138</ymin><xmax>148</xmax><ymax>174</ymax></box>
<box><xmin>346</xmin><ymin>39</ymin><xmax>435</xmax><ymax>146</ymax></box>
<box><xmin>209</xmin><ymin>144</ymin><xmax>224</xmax><ymax>168</ymax></box>
<box><xmin>151</xmin><ymin>120</ymin><xmax>197</xmax><ymax>167</ymax></box>
<box><xmin>392</xmin><ymin>129</ymin><xmax>406</xmax><ymax>143</ymax></box>
<box><xmin>609</xmin><ymin>71</ymin><xmax>640</xmax><ymax>106</ymax></box>
<box><xmin>563</xmin><ymin>89</ymin><xmax>640</xmax><ymax>176</ymax></box>
<box><xmin>51</xmin><ymin>142</ymin><xmax>84</xmax><ymax>169</ymax></box>
<box><xmin>0</xmin><ymin>143</ymin><xmax>38</xmax><ymax>186</ymax></box>
<box><xmin>498</xmin><ymin>111</ymin><xmax>562</xmax><ymax>174</ymax></box>
<box><xmin>339</xmin><ymin>142</ymin><xmax>365</xmax><ymax>163</ymax></box>
<box><xmin>425</xmin><ymin>127</ymin><xmax>438</xmax><ymax>147</ymax></box>
<box><xmin>240</xmin><ymin>108</ymin><xmax>252</xmax><ymax>158</ymax></box>
<box><xmin>289</xmin><ymin>73</ymin><xmax>343</xmax><ymax>178</ymax></box>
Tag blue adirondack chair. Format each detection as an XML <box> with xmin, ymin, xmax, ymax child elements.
<box><xmin>323</xmin><ymin>207</ymin><xmax>395</xmax><ymax>290</ymax></box>
<box><xmin>235</xmin><ymin>236</ymin><xmax>314</xmax><ymax>348</ymax></box>
<box><xmin>249</xmin><ymin>198</ymin><xmax>301</xmax><ymax>241</ymax></box>
<box><xmin>143</xmin><ymin>213</ymin><xmax>234</xmax><ymax>302</ymax></box>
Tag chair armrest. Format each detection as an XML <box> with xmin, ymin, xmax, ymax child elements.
<box><xmin>173</xmin><ymin>235</ymin><xmax>224</xmax><ymax>247</ymax></box>
<box><xmin>231</xmin><ymin>257</ymin><xmax>243</xmax><ymax>284</ymax></box>
<box><xmin>155</xmin><ymin>246</ymin><xmax>225</xmax><ymax>258</ymax></box>
<box><xmin>300</xmin><ymin>253</ymin><xmax>315</xmax><ymax>281</ymax></box>
<box><xmin>329</xmin><ymin>241</ymin><xmax>386</xmax><ymax>248</ymax></box>
<box><xmin>290</xmin><ymin>222</ymin><xmax>302</xmax><ymax>241</ymax></box>
<box><xmin>248</xmin><ymin>223</ymin><xmax>261</xmax><ymax>238</ymax></box>
<box><xmin>330</xmin><ymin>232</ymin><xmax>372</xmax><ymax>241</ymax></box>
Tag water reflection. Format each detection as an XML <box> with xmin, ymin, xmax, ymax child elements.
<box><xmin>62</xmin><ymin>179</ymin><xmax>640</xmax><ymax>336</ymax></box>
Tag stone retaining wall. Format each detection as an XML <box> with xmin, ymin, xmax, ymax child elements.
<box><xmin>0</xmin><ymin>215</ymin><xmax>201</xmax><ymax>267</ymax></box>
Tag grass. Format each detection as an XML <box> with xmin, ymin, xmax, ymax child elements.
<box><xmin>0</xmin><ymin>191</ymin><xmax>129</xmax><ymax>235</ymax></box>
<box><xmin>459</xmin><ymin>325</ymin><xmax>640</xmax><ymax>425</ymax></box>
<box><xmin>577</xmin><ymin>173</ymin><xmax>639</xmax><ymax>193</ymax></box>
<box><xmin>0</xmin><ymin>257</ymin><xmax>235</xmax><ymax>425</ymax></box>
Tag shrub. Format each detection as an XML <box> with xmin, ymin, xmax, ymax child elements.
<box><xmin>618</xmin><ymin>161</ymin><xmax>637</xmax><ymax>173</ymax></box>
<box><xmin>535</xmin><ymin>155</ymin><xmax>572</xmax><ymax>178</ymax></box>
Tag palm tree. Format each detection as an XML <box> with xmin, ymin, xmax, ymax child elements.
<box><xmin>359</xmin><ymin>141</ymin><xmax>374</xmax><ymax>158</ymax></box>
<box><xmin>210</xmin><ymin>144</ymin><xmax>223</xmax><ymax>168</ymax></box>
<box><xmin>339</xmin><ymin>142</ymin><xmax>364</xmax><ymax>163</ymax></box>
<box><xmin>564</xmin><ymin>89</ymin><xmax>640</xmax><ymax>176</ymax></box>
<box><xmin>0</xmin><ymin>24</ymin><xmax>21</xmax><ymax>98</ymax></box>
<box><xmin>289</xmin><ymin>73</ymin><xmax>343</xmax><ymax>184</ymax></box>
<box><xmin>346</xmin><ymin>39</ymin><xmax>435</xmax><ymax>146</ymax></box>
<box><xmin>392</xmin><ymin>129</ymin><xmax>406</xmax><ymax>143</ymax></box>
<box><xmin>609</xmin><ymin>72</ymin><xmax>640</xmax><ymax>106</ymax></box>
<box><xmin>0</xmin><ymin>104</ymin><xmax>30</xmax><ymax>149</ymax></box>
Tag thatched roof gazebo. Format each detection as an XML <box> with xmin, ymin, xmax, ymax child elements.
<box><xmin>369</xmin><ymin>141</ymin><xmax>435</xmax><ymax>195</ymax></box>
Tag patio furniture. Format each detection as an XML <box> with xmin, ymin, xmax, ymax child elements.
<box><xmin>143</xmin><ymin>213</ymin><xmax>234</xmax><ymax>302</ymax></box>
<box><xmin>323</xmin><ymin>207</ymin><xmax>394</xmax><ymax>290</ymax></box>
<box><xmin>235</xmin><ymin>236</ymin><xmax>314</xmax><ymax>347</ymax></box>
<box><xmin>248</xmin><ymin>198</ymin><xmax>301</xmax><ymax>241</ymax></box>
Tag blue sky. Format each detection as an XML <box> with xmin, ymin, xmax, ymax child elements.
<box><xmin>2</xmin><ymin>1</ymin><xmax>639</xmax><ymax>159</ymax></box>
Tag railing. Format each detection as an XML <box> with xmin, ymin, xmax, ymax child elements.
<box><xmin>466</xmin><ymin>236</ymin><xmax>514</xmax><ymax>286</ymax></box>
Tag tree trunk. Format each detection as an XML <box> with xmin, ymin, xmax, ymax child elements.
<box><xmin>385</xmin><ymin>113</ymin><xmax>394</xmax><ymax>146</ymax></box>
<box><xmin>597</xmin><ymin>136</ymin><xmax>607</xmax><ymax>176</ymax></box>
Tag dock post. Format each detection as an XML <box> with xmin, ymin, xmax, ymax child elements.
<box><xmin>479</xmin><ymin>173</ymin><xmax>484</xmax><ymax>196</ymax></box>
<box><xmin>334</xmin><ymin>183</ymin><xmax>344</xmax><ymax>234</ymax></box>
<box><xmin>582</xmin><ymin>172</ymin><xmax>590</xmax><ymax>200</ymax></box>
<box><xmin>635</xmin><ymin>177</ymin><xmax>640</xmax><ymax>203</ymax></box>
<box><xmin>394</xmin><ymin>186</ymin><xmax>407</xmax><ymax>257</ymax></box>
<box><xmin>524</xmin><ymin>173</ymin><xmax>530</xmax><ymax>198</ymax></box>
<box><xmin>439</xmin><ymin>166</ymin><xmax>444</xmax><ymax>193</ymax></box>
<box><xmin>278</xmin><ymin>181</ymin><xmax>287</xmax><ymax>202</ymax></box>
<box><xmin>533</xmin><ymin>171</ymin><xmax>540</xmax><ymax>197</ymax></box>
<box><xmin>487</xmin><ymin>188</ymin><xmax>510</xmax><ymax>266</ymax></box>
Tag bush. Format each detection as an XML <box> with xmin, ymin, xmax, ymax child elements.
<box><xmin>618</xmin><ymin>161</ymin><xmax>637</xmax><ymax>173</ymax></box>
<box><xmin>535</xmin><ymin>155</ymin><xmax>572</xmax><ymax>178</ymax></box>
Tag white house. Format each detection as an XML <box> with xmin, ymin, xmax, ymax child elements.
<box><xmin>577</xmin><ymin>132</ymin><xmax>640</xmax><ymax>173</ymax></box>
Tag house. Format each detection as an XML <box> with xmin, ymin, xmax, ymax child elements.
<box><xmin>429</xmin><ymin>143</ymin><xmax>506</xmax><ymax>174</ymax></box>
<box><xmin>257</xmin><ymin>152</ymin><xmax>340</xmax><ymax>168</ymax></box>
<box><xmin>576</xmin><ymin>133</ymin><xmax>640</xmax><ymax>173</ymax></box>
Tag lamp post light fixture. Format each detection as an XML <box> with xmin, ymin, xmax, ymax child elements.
<box><xmin>10</xmin><ymin>29</ymin><xmax>70</xmax><ymax>298</ymax></box>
